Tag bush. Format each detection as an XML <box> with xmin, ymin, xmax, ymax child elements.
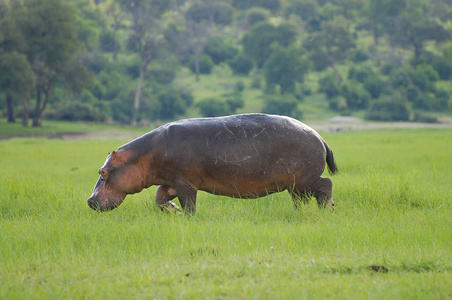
<box><xmin>393</xmin><ymin>65</ymin><xmax>438</xmax><ymax>94</ymax></box>
<box><xmin>99</xmin><ymin>30</ymin><xmax>120</xmax><ymax>53</ymax></box>
<box><xmin>318</xmin><ymin>73</ymin><xmax>340</xmax><ymax>98</ymax></box>
<box><xmin>284</xmin><ymin>0</ymin><xmax>318</xmax><ymax>20</ymax></box>
<box><xmin>363</xmin><ymin>75</ymin><xmax>386</xmax><ymax>99</ymax></box>
<box><xmin>327</xmin><ymin>96</ymin><xmax>348</xmax><ymax>111</ymax></box>
<box><xmin>348</xmin><ymin>65</ymin><xmax>374</xmax><ymax>83</ymax></box>
<box><xmin>411</xmin><ymin>112</ymin><xmax>439</xmax><ymax>123</ymax></box>
<box><xmin>154</xmin><ymin>87</ymin><xmax>188</xmax><ymax>120</ymax></box>
<box><xmin>204</xmin><ymin>36</ymin><xmax>238</xmax><ymax>65</ymax></box>
<box><xmin>341</xmin><ymin>81</ymin><xmax>371</xmax><ymax>110</ymax></box>
<box><xmin>49</xmin><ymin>101</ymin><xmax>106</xmax><ymax>122</ymax></box>
<box><xmin>188</xmin><ymin>54</ymin><xmax>215</xmax><ymax>74</ymax></box>
<box><xmin>262</xmin><ymin>95</ymin><xmax>302</xmax><ymax>119</ymax></box>
<box><xmin>246</xmin><ymin>8</ymin><xmax>270</xmax><ymax>27</ymax></box>
<box><xmin>365</xmin><ymin>95</ymin><xmax>410</xmax><ymax>121</ymax></box>
<box><xmin>197</xmin><ymin>98</ymin><xmax>231</xmax><ymax>117</ymax></box>
<box><xmin>228</xmin><ymin>53</ymin><xmax>254</xmax><ymax>75</ymax></box>
<box><xmin>350</xmin><ymin>48</ymin><xmax>369</xmax><ymax>63</ymax></box>
<box><xmin>416</xmin><ymin>52</ymin><xmax>452</xmax><ymax>80</ymax></box>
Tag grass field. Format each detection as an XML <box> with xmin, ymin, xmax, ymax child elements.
<box><xmin>1</xmin><ymin>128</ymin><xmax>451</xmax><ymax>299</ymax></box>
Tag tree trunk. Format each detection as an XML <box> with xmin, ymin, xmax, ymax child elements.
<box><xmin>194</xmin><ymin>49</ymin><xmax>200</xmax><ymax>82</ymax></box>
<box><xmin>131</xmin><ymin>62</ymin><xmax>148</xmax><ymax>126</ymax></box>
<box><xmin>331</xmin><ymin>62</ymin><xmax>342</xmax><ymax>86</ymax></box>
<box><xmin>6</xmin><ymin>95</ymin><xmax>15</xmax><ymax>123</ymax></box>
<box><xmin>372</xmin><ymin>23</ymin><xmax>379</xmax><ymax>46</ymax></box>
<box><xmin>21</xmin><ymin>98</ymin><xmax>29</xmax><ymax>127</ymax></box>
<box><xmin>412</xmin><ymin>46</ymin><xmax>420</xmax><ymax>70</ymax></box>
<box><xmin>33</xmin><ymin>90</ymin><xmax>42</xmax><ymax>127</ymax></box>
<box><xmin>32</xmin><ymin>86</ymin><xmax>51</xmax><ymax>127</ymax></box>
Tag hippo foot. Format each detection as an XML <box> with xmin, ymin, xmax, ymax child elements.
<box><xmin>166</xmin><ymin>201</ymin><xmax>182</xmax><ymax>215</ymax></box>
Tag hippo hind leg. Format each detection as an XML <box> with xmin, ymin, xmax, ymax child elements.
<box><xmin>290</xmin><ymin>177</ymin><xmax>334</xmax><ymax>210</ymax></box>
<box><xmin>311</xmin><ymin>177</ymin><xmax>334</xmax><ymax>210</ymax></box>
<box><xmin>156</xmin><ymin>185</ymin><xmax>181</xmax><ymax>213</ymax></box>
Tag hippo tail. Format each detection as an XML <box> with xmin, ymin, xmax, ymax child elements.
<box><xmin>324</xmin><ymin>141</ymin><xmax>338</xmax><ymax>175</ymax></box>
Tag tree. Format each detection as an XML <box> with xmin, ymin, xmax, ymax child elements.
<box><xmin>304</xmin><ymin>17</ymin><xmax>355</xmax><ymax>84</ymax></box>
<box><xmin>184</xmin><ymin>1</ymin><xmax>232</xmax><ymax>82</ymax></box>
<box><xmin>0</xmin><ymin>52</ymin><xmax>35</xmax><ymax>126</ymax></box>
<box><xmin>185</xmin><ymin>2</ymin><xmax>233</xmax><ymax>26</ymax></box>
<box><xmin>185</xmin><ymin>18</ymin><xmax>210</xmax><ymax>82</ymax></box>
<box><xmin>386</xmin><ymin>15</ymin><xmax>450</xmax><ymax>69</ymax></box>
<box><xmin>16</xmin><ymin>0</ymin><xmax>83</xmax><ymax>127</ymax></box>
<box><xmin>119</xmin><ymin>0</ymin><xmax>174</xmax><ymax>126</ymax></box>
<box><xmin>263</xmin><ymin>44</ymin><xmax>310</xmax><ymax>94</ymax></box>
<box><xmin>104</xmin><ymin>1</ymin><xmax>124</xmax><ymax>60</ymax></box>
<box><xmin>365</xmin><ymin>0</ymin><xmax>406</xmax><ymax>45</ymax></box>
<box><xmin>0</xmin><ymin>3</ymin><xmax>27</xmax><ymax>123</ymax></box>
<box><xmin>242</xmin><ymin>22</ymin><xmax>297</xmax><ymax>68</ymax></box>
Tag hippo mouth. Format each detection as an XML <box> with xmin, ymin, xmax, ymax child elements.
<box><xmin>87</xmin><ymin>196</ymin><xmax>122</xmax><ymax>211</ymax></box>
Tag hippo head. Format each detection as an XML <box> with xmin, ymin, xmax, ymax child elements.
<box><xmin>87</xmin><ymin>150</ymin><xmax>148</xmax><ymax>211</ymax></box>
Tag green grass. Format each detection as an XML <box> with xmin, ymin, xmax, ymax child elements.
<box><xmin>0</xmin><ymin>118</ymin><xmax>155</xmax><ymax>139</ymax></box>
<box><xmin>1</xmin><ymin>129</ymin><xmax>452</xmax><ymax>298</ymax></box>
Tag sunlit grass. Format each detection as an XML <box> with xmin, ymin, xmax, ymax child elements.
<box><xmin>1</xmin><ymin>129</ymin><xmax>451</xmax><ymax>298</ymax></box>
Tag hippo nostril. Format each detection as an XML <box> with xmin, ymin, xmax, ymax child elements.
<box><xmin>87</xmin><ymin>198</ymin><xmax>100</xmax><ymax>210</ymax></box>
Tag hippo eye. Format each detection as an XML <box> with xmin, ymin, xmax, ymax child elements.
<box><xmin>98</xmin><ymin>168</ymin><xmax>108</xmax><ymax>181</ymax></box>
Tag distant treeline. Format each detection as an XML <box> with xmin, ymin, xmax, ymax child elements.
<box><xmin>0</xmin><ymin>0</ymin><xmax>451</xmax><ymax>126</ymax></box>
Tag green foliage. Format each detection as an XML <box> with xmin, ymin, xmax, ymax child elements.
<box><xmin>340</xmin><ymin>81</ymin><xmax>371</xmax><ymax>110</ymax></box>
<box><xmin>228</xmin><ymin>53</ymin><xmax>254</xmax><ymax>75</ymax></box>
<box><xmin>285</xmin><ymin>0</ymin><xmax>319</xmax><ymax>21</ymax></box>
<box><xmin>153</xmin><ymin>86</ymin><xmax>192</xmax><ymax>120</ymax></box>
<box><xmin>99</xmin><ymin>29</ymin><xmax>120</xmax><ymax>53</ymax></box>
<box><xmin>1</xmin><ymin>0</ymin><xmax>452</xmax><ymax>126</ymax></box>
<box><xmin>262</xmin><ymin>94</ymin><xmax>302</xmax><ymax>118</ymax></box>
<box><xmin>417</xmin><ymin>51</ymin><xmax>452</xmax><ymax>80</ymax></box>
<box><xmin>204</xmin><ymin>36</ymin><xmax>238</xmax><ymax>65</ymax></box>
<box><xmin>365</xmin><ymin>93</ymin><xmax>410</xmax><ymax>121</ymax></box>
<box><xmin>0</xmin><ymin>51</ymin><xmax>35</xmax><ymax>100</ymax></box>
<box><xmin>391</xmin><ymin>64</ymin><xmax>440</xmax><ymax>110</ymax></box>
<box><xmin>197</xmin><ymin>98</ymin><xmax>231</xmax><ymax>117</ymax></box>
<box><xmin>386</xmin><ymin>15</ymin><xmax>450</xmax><ymax>68</ymax></box>
<box><xmin>304</xmin><ymin>17</ymin><xmax>355</xmax><ymax>72</ymax></box>
<box><xmin>350</xmin><ymin>47</ymin><xmax>370</xmax><ymax>63</ymax></box>
<box><xmin>232</xmin><ymin>0</ymin><xmax>281</xmax><ymax>11</ymax></box>
<box><xmin>348</xmin><ymin>65</ymin><xmax>387</xmax><ymax>99</ymax></box>
<box><xmin>47</xmin><ymin>101</ymin><xmax>107</xmax><ymax>122</ymax></box>
<box><xmin>186</xmin><ymin>2</ymin><xmax>233</xmax><ymax>25</ymax></box>
<box><xmin>263</xmin><ymin>44</ymin><xmax>310</xmax><ymax>95</ymax></box>
<box><xmin>197</xmin><ymin>88</ymin><xmax>244</xmax><ymax>117</ymax></box>
<box><xmin>242</xmin><ymin>22</ymin><xmax>297</xmax><ymax>68</ymax></box>
<box><xmin>319</xmin><ymin>72</ymin><xmax>340</xmax><ymax>98</ymax></box>
<box><xmin>246</xmin><ymin>8</ymin><xmax>270</xmax><ymax>27</ymax></box>
<box><xmin>188</xmin><ymin>54</ymin><xmax>215</xmax><ymax>74</ymax></box>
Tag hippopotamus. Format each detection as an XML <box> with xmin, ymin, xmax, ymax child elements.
<box><xmin>87</xmin><ymin>113</ymin><xmax>338</xmax><ymax>213</ymax></box>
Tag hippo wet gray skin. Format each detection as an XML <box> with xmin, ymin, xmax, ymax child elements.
<box><xmin>88</xmin><ymin>113</ymin><xmax>338</xmax><ymax>213</ymax></box>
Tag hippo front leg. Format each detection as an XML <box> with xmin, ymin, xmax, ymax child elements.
<box><xmin>174</xmin><ymin>180</ymin><xmax>198</xmax><ymax>214</ymax></box>
<box><xmin>156</xmin><ymin>185</ymin><xmax>181</xmax><ymax>214</ymax></box>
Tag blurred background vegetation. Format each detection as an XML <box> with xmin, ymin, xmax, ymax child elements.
<box><xmin>0</xmin><ymin>0</ymin><xmax>451</xmax><ymax>127</ymax></box>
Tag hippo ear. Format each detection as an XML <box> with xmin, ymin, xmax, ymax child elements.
<box><xmin>111</xmin><ymin>150</ymin><xmax>116</xmax><ymax>157</ymax></box>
